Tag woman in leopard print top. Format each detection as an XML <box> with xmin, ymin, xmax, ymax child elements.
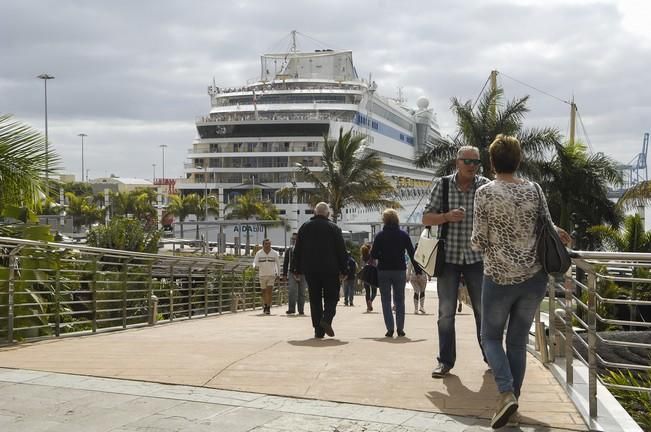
<box><xmin>470</xmin><ymin>134</ymin><xmax>570</xmax><ymax>428</ymax></box>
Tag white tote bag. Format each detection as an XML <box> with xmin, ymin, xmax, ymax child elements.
<box><xmin>414</xmin><ymin>227</ymin><xmax>444</xmax><ymax>277</ymax></box>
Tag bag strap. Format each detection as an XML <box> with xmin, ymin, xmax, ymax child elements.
<box><xmin>533</xmin><ymin>182</ymin><xmax>550</xmax><ymax>225</ymax></box>
<box><xmin>440</xmin><ymin>176</ymin><xmax>450</xmax><ymax>240</ymax></box>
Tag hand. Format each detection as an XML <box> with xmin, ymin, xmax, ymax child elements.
<box><xmin>445</xmin><ymin>208</ymin><xmax>465</xmax><ymax>223</ymax></box>
<box><xmin>556</xmin><ymin>227</ymin><xmax>572</xmax><ymax>246</ymax></box>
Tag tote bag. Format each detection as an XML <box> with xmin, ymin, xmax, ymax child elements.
<box><xmin>414</xmin><ymin>227</ymin><xmax>445</xmax><ymax>277</ymax></box>
<box><xmin>414</xmin><ymin>176</ymin><xmax>450</xmax><ymax>277</ymax></box>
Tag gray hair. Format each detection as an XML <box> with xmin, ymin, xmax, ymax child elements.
<box><xmin>314</xmin><ymin>202</ymin><xmax>330</xmax><ymax>216</ymax></box>
<box><xmin>457</xmin><ymin>146</ymin><xmax>480</xmax><ymax>158</ymax></box>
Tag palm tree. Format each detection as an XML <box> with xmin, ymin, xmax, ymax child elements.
<box><xmin>539</xmin><ymin>141</ymin><xmax>622</xmax><ymax>231</ymax></box>
<box><xmin>415</xmin><ymin>86</ymin><xmax>560</xmax><ymax>178</ymax></box>
<box><xmin>195</xmin><ymin>195</ymin><xmax>220</xmax><ymax>239</ymax></box>
<box><xmin>617</xmin><ymin>182</ymin><xmax>651</xmax><ymax>212</ymax></box>
<box><xmin>225</xmin><ymin>188</ymin><xmax>279</xmax><ymax>253</ymax></box>
<box><xmin>65</xmin><ymin>192</ymin><xmax>105</xmax><ymax>232</ymax></box>
<box><xmin>165</xmin><ymin>193</ymin><xmax>200</xmax><ymax>240</ymax></box>
<box><xmin>0</xmin><ymin>114</ymin><xmax>58</xmax><ymax>213</ymax></box>
<box><xmin>589</xmin><ymin>214</ymin><xmax>651</xmax><ymax>253</ymax></box>
<box><xmin>295</xmin><ymin>128</ymin><xmax>399</xmax><ymax>223</ymax></box>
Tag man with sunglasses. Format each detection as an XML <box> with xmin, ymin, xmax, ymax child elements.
<box><xmin>422</xmin><ymin>146</ymin><xmax>489</xmax><ymax>378</ymax></box>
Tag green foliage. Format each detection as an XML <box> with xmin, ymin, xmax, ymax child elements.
<box><xmin>415</xmin><ymin>86</ymin><xmax>559</xmax><ymax>179</ymax></box>
<box><xmin>65</xmin><ymin>192</ymin><xmax>105</xmax><ymax>232</ymax></box>
<box><xmin>296</xmin><ymin>127</ymin><xmax>399</xmax><ymax>222</ymax></box>
<box><xmin>541</xmin><ymin>141</ymin><xmax>622</xmax><ymax>231</ymax></box>
<box><xmin>86</xmin><ymin>217</ymin><xmax>161</xmax><ymax>253</ymax></box>
<box><xmin>0</xmin><ymin>114</ymin><xmax>59</xmax><ymax>212</ymax></box>
<box><xmin>63</xmin><ymin>182</ymin><xmax>93</xmax><ymax>197</ymax></box>
<box><xmin>602</xmin><ymin>368</ymin><xmax>651</xmax><ymax>430</ymax></box>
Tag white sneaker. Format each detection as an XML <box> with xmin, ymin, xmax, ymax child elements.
<box><xmin>419</xmin><ymin>307</ymin><xmax>426</xmax><ymax>314</ymax></box>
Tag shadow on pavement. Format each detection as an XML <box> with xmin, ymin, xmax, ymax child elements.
<box><xmin>287</xmin><ymin>339</ymin><xmax>349</xmax><ymax>347</ymax></box>
<box><xmin>360</xmin><ymin>337</ymin><xmax>427</xmax><ymax>344</ymax></box>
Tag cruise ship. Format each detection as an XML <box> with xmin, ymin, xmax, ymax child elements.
<box><xmin>177</xmin><ymin>33</ymin><xmax>441</xmax><ymax>246</ymax></box>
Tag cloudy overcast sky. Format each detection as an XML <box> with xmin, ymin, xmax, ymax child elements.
<box><xmin>2</xmin><ymin>0</ymin><xmax>650</xmax><ymax>181</ymax></box>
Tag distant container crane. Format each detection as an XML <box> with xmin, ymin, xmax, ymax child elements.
<box><xmin>609</xmin><ymin>132</ymin><xmax>649</xmax><ymax>199</ymax></box>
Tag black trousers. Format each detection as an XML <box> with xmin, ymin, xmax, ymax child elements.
<box><xmin>305</xmin><ymin>272</ymin><xmax>340</xmax><ymax>332</ymax></box>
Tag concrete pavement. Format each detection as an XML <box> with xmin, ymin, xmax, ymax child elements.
<box><xmin>0</xmin><ymin>289</ymin><xmax>587</xmax><ymax>431</ymax></box>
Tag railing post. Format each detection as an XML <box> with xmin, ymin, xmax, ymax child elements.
<box><xmin>148</xmin><ymin>295</ymin><xmax>158</xmax><ymax>325</ymax></box>
<box><xmin>217</xmin><ymin>269</ymin><xmax>224</xmax><ymax>314</ymax></box>
<box><xmin>91</xmin><ymin>256</ymin><xmax>99</xmax><ymax>333</ymax></box>
<box><xmin>204</xmin><ymin>267</ymin><xmax>209</xmax><ymax>317</ymax></box>
<box><xmin>587</xmin><ymin>270</ymin><xmax>598</xmax><ymax>418</ymax></box>
<box><xmin>54</xmin><ymin>253</ymin><xmax>61</xmax><ymax>337</ymax></box>
<box><xmin>548</xmin><ymin>275</ymin><xmax>556</xmax><ymax>362</ymax></box>
<box><xmin>564</xmin><ymin>272</ymin><xmax>574</xmax><ymax>384</ymax></box>
<box><xmin>188</xmin><ymin>265</ymin><xmax>193</xmax><ymax>319</ymax></box>
<box><xmin>121</xmin><ymin>261</ymin><xmax>129</xmax><ymax>329</ymax></box>
<box><xmin>7</xmin><ymin>247</ymin><xmax>21</xmax><ymax>344</ymax></box>
<box><xmin>169</xmin><ymin>264</ymin><xmax>175</xmax><ymax>322</ymax></box>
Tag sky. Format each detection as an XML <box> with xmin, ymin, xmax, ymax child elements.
<box><xmin>1</xmin><ymin>0</ymin><xmax>650</xmax><ymax>181</ymax></box>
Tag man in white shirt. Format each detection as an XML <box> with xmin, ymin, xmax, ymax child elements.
<box><xmin>252</xmin><ymin>238</ymin><xmax>281</xmax><ymax>315</ymax></box>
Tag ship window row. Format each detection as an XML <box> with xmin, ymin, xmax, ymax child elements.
<box><xmin>193</xmin><ymin>173</ymin><xmax>306</xmax><ymax>185</ymax></box>
<box><xmin>214</xmin><ymin>94</ymin><xmax>357</xmax><ymax>107</ymax></box>
<box><xmin>369</xmin><ymin>102</ymin><xmax>413</xmax><ymax>132</ymax></box>
<box><xmin>193</xmin><ymin>141</ymin><xmax>322</xmax><ymax>153</ymax></box>
<box><xmin>192</xmin><ymin>156</ymin><xmax>320</xmax><ymax>169</ymax></box>
<box><xmin>199</xmin><ymin>111</ymin><xmax>356</xmax><ymax>123</ymax></box>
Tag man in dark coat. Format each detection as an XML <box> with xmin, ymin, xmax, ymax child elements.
<box><xmin>293</xmin><ymin>202</ymin><xmax>347</xmax><ymax>338</ymax></box>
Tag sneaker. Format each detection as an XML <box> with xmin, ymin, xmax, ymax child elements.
<box><xmin>286</xmin><ymin>310</ymin><xmax>295</xmax><ymax>315</ymax></box>
<box><xmin>264</xmin><ymin>306</ymin><xmax>271</xmax><ymax>315</ymax></box>
<box><xmin>431</xmin><ymin>363</ymin><xmax>451</xmax><ymax>378</ymax></box>
<box><xmin>319</xmin><ymin>320</ymin><xmax>335</xmax><ymax>337</ymax></box>
<box><xmin>397</xmin><ymin>330</ymin><xmax>406</xmax><ymax>337</ymax></box>
<box><xmin>490</xmin><ymin>392</ymin><xmax>518</xmax><ymax>429</ymax></box>
<box><xmin>506</xmin><ymin>411</ymin><xmax>521</xmax><ymax>427</ymax></box>
<box><xmin>298</xmin><ymin>312</ymin><xmax>305</xmax><ymax>315</ymax></box>
<box><xmin>419</xmin><ymin>307</ymin><xmax>426</xmax><ymax>314</ymax></box>
<box><xmin>314</xmin><ymin>330</ymin><xmax>325</xmax><ymax>339</ymax></box>
<box><xmin>385</xmin><ymin>330</ymin><xmax>394</xmax><ymax>337</ymax></box>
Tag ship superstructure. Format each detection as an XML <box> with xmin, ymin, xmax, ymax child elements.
<box><xmin>178</xmin><ymin>38</ymin><xmax>441</xmax><ymax>243</ymax></box>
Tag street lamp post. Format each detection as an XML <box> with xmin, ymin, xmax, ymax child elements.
<box><xmin>78</xmin><ymin>133</ymin><xmax>87</xmax><ymax>182</ymax></box>
<box><xmin>152</xmin><ymin>163</ymin><xmax>156</xmax><ymax>182</ymax></box>
<box><xmin>37</xmin><ymin>74</ymin><xmax>55</xmax><ymax>191</ymax></box>
<box><xmin>159</xmin><ymin>144</ymin><xmax>168</xmax><ymax>180</ymax></box>
<box><xmin>196</xmin><ymin>163</ymin><xmax>208</xmax><ymax>221</ymax></box>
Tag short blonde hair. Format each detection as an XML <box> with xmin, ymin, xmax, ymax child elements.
<box><xmin>489</xmin><ymin>134</ymin><xmax>521</xmax><ymax>173</ymax></box>
<box><xmin>382</xmin><ymin>208</ymin><xmax>399</xmax><ymax>225</ymax></box>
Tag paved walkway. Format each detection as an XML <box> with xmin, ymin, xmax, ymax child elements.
<box><xmin>0</xmin><ymin>289</ymin><xmax>587</xmax><ymax>431</ymax></box>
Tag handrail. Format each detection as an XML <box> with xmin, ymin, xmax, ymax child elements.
<box><xmin>0</xmin><ymin>237</ymin><xmax>288</xmax><ymax>345</ymax></box>
<box><xmin>533</xmin><ymin>250</ymin><xmax>651</xmax><ymax>430</ymax></box>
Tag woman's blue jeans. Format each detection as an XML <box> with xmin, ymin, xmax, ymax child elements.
<box><xmin>378</xmin><ymin>270</ymin><xmax>406</xmax><ymax>332</ymax></box>
<box><xmin>480</xmin><ymin>270</ymin><xmax>548</xmax><ymax>398</ymax></box>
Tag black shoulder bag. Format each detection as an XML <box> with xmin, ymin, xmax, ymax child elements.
<box><xmin>534</xmin><ymin>183</ymin><xmax>571</xmax><ymax>275</ymax></box>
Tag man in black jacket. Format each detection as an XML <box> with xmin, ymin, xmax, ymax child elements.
<box><xmin>293</xmin><ymin>202</ymin><xmax>347</xmax><ymax>338</ymax></box>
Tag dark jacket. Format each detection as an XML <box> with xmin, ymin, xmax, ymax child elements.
<box><xmin>294</xmin><ymin>215</ymin><xmax>347</xmax><ymax>275</ymax></box>
<box><xmin>371</xmin><ymin>223</ymin><xmax>419</xmax><ymax>272</ymax></box>
<box><xmin>282</xmin><ymin>245</ymin><xmax>294</xmax><ymax>276</ymax></box>
<box><xmin>345</xmin><ymin>255</ymin><xmax>357</xmax><ymax>280</ymax></box>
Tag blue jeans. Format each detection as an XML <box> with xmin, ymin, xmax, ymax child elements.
<box><xmin>378</xmin><ymin>270</ymin><xmax>406</xmax><ymax>332</ymax></box>
<box><xmin>481</xmin><ymin>270</ymin><xmax>548</xmax><ymax>398</ymax></box>
<box><xmin>287</xmin><ymin>274</ymin><xmax>307</xmax><ymax>313</ymax></box>
<box><xmin>344</xmin><ymin>279</ymin><xmax>355</xmax><ymax>305</ymax></box>
<box><xmin>436</xmin><ymin>261</ymin><xmax>484</xmax><ymax>368</ymax></box>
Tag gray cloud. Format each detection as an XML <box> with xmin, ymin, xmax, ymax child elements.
<box><xmin>1</xmin><ymin>0</ymin><xmax>649</xmax><ymax>181</ymax></box>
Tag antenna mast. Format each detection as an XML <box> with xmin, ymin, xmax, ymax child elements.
<box><xmin>290</xmin><ymin>30</ymin><xmax>297</xmax><ymax>52</ymax></box>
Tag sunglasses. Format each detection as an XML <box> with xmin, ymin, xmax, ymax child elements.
<box><xmin>459</xmin><ymin>159</ymin><xmax>481</xmax><ymax>166</ymax></box>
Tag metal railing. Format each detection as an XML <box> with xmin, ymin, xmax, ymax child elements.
<box><xmin>0</xmin><ymin>237</ymin><xmax>287</xmax><ymax>345</ymax></box>
<box><xmin>532</xmin><ymin>251</ymin><xmax>651</xmax><ymax>429</ymax></box>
